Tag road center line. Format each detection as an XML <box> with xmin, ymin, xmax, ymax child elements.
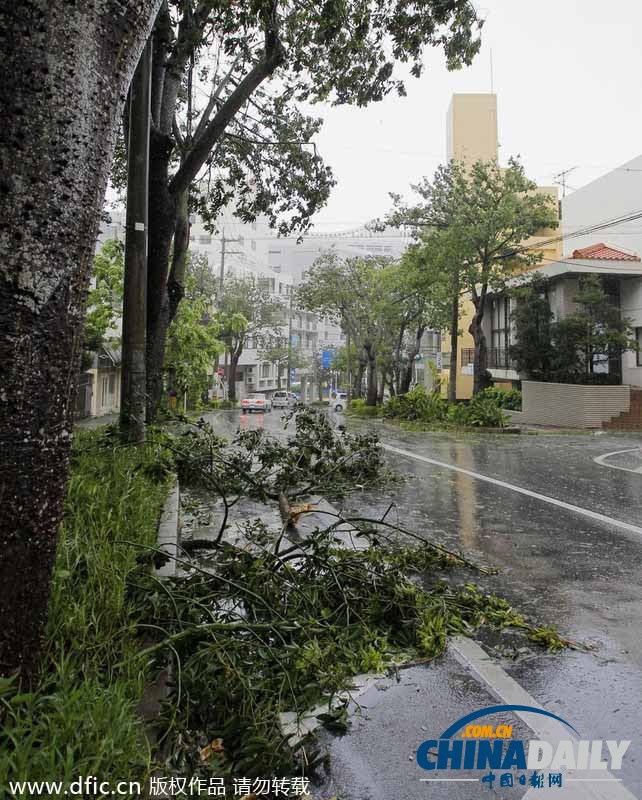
<box><xmin>381</xmin><ymin>443</ymin><xmax>642</xmax><ymax>537</ymax></box>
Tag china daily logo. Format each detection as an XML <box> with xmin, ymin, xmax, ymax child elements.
<box><xmin>416</xmin><ymin>705</ymin><xmax>630</xmax><ymax>791</ymax></box>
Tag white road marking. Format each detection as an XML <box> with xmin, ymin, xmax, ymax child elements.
<box><xmin>451</xmin><ymin>637</ymin><xmax>637</xmax><ymax>800</ymax></box>
<box><xmin>593</xmin><ymin>448</ymin><xmax>642</xmax><ymax>474</ymax></box>
<box><xmin>381</xmin><ymin>443</ymin><xmax>642</xmax><ymax>537</ymax></box>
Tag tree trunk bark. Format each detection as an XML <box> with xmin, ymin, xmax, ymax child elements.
<box><xmin>469</xmin><ymin>311</ymin><xmax>489</xmax><ymax>395</ymax></box>
<box><xmin>227</xmin><ymin>350</ymin><xmax>241</xmax><ymax>402</ymax></box>
<box><xmin>0</xmin><ymin>0</ymin><xmax>161</xmax><ymax>681</ymax></box>
<box><xmin>365</xmin><ymin>345</ymin><xmax>378</xmax><ymax>406</ymax></box>
<box><xmin>354</xmin><ymin>358</ymin><xmax>366</xmax><ymax>398</ymax></box>
<box><xmin>448</xmin><ymin>284</ymin><xmax>460</xmax><ymax>403</ymax></box>
<box><xmin>145</xmin><ymin>129</ymin><xmax>176</xmax><ymax>419</ymax></box>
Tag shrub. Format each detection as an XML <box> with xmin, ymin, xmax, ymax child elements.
<box><xmin>383</xmin><ymin>385</ymin><xmax>448</xmax><ymax>422</ymax></box>
<box><xmin>447</xmin><ymin>402</ymin><xmax>471</xmax><ymax>426</ymax></box>
<box><xmin>477</xmin><ymin>387</ymin><xmax>522</xmax><ymax>411</ymax></box>
<box><xmin>467</xmin><ymin>396</ymin><xmax>509</xmax><ymax>428</ymax></box>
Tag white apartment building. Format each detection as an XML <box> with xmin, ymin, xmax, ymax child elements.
<box><xmin>560</xmin><ymin>155</ymin><xmax>642</xmax><ymax>388</ymax></box>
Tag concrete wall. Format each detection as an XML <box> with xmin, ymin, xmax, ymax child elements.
<box><xmin>562</xmin><ymin>155</ymin><xmax>642</xmax><ymax>260</ymax></box>
<box><xmin>508</xmin><ymin>381</ymin><xmax>630</xmax><ymax>428</ymax></box>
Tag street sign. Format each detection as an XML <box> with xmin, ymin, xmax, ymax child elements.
<box><xmin>435</xmin><ymin>352</ymin><xmax>443</xmax><ymax>370</ymax></box>
<box><xmin>321</xmin><ymin>348</ymin><xmax>333</xmax><ymax>369</ymax></box>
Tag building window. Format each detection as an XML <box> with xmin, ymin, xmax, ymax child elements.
<box><xmin>261</xmin><ymin>362</ymin><xmax>270</xmax><ymax>378</ymax></box>
<box><xmin>101</xmin><ymin>375</ymin><xmax>110</xmax><ymax>407</ymax></box>
<box><xmin>198</xmin><ymin>234</ymin><xmax>212</xmax><ymax>245</ymax></box>
<box><xmin>251</xmin><ymin>240</ymin><xmax>256</xmax><ymax>251</ymax></box>
<box><xmin>490</xmin><ymin>296</ymin><xmax>510</xmax><ymax>351</ymax></box>
<box><xmin>636</xmin><ymin>328</ymin><xmax>642</xmax><ymax>367</ymax></box>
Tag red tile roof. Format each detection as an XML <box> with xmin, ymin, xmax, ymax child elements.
<box><xmin>571</xmin><ymin>243</ymin><xmax>641</xmax><ymax>262</ymax></box>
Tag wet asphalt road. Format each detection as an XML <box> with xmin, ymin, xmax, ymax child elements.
<box><xmin>201</xmin><ymin>409</ymin><xmax>642</xmax><ymax>798</ymax></box>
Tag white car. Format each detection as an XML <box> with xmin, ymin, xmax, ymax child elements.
<box><xmin>241</xmin><ymin>393</ymin><xmax>272</xmax><ymax>413</ymax></box>
<box><xmin>272</xmin><ymin>391</ymin><xmax>298</xmax><ymax>409</ymax></box>
<box><xmin>333</xmin><ymin>392</ymin><xmax>348</xmax><ymax>412</ymax></box>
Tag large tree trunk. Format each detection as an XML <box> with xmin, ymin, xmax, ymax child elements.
<box><xmin>365</xmin><ymin>345</ymin><xmax>378</xmax><ymax>406</ymax></box>
<box><xmin>0</xmin><ymin>0</ymin><xmax>161</xmax><ymax>681</ymax></box>
<box><xmin>227</xmin><ymin>349</ymin><xmax>241</xmax><ymax>402</ymax></box>
<box><xmin>145</xmin><ymin>129</ymin><xmax>176</xmax><ymax>419</ymax></box>
<box><xmin>469</xmin><ymin>309</ymin><xmax>490</xmax><ymax>395</ymax></box>
<box><xmin>448</xmin><ymin>283</ymin><xmax>460</xmax><ymax>403</ymax></box>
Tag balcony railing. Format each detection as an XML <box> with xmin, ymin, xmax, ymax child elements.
<box><xmin>460</xmin><ymin>347</ymin><xmax>516</xmax><ymax>370</ymax></box>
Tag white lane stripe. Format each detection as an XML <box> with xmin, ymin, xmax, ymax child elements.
<box><xmin>593</xmin><ymin>448</ymin><xmax>642</xmax><ymax>475</ymax></box>
<box><xmin>381</xmin><ymin>443</ymin><xmax>642</xmax><ymax>537</ymax></box>
<box><xmin>451</xmin><ymin>637</ymin><xmax>637</xmax><ymax>800</ymax></box>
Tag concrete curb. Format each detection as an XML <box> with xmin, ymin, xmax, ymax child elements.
<box><xmin>451</xmin><ymin>637</ymin><xmax>637</xmax><ymax>800</ymax></box>
<box><xmin>154</xmin><ymin>477</ymin><xmax>180</xmax><ymax>579</ymax></box>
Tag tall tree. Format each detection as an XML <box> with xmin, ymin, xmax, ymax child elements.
<box><xmin>218</xmin><ymin>275</ymin><xmax>283</xmax><ymax>401</ymax></box>
<box><xmin>0</xmin><ymin>0</ymin><xmax>162</xmax><ymax>680</ymax></box>
<box><xmin>298</xmin><ymin>254</ymin><xmax>381</xmax><ymax>406</ymax></box>
<box><xmin>391</xmin><ymin>159</ymin><xmax>558</xmax><ymax>393</ymax></box>
<box><xmin>114</xmin><ymin>0</ymin><xmax>482</xmax><ymax>419</ymax></box>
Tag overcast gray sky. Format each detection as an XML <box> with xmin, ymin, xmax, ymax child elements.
<box><xmin>306</xmin><ymin>0</ymin><xmax>642</xmax><ymax>231</ymax></box>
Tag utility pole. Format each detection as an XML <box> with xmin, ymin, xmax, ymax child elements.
<box><xmin>286</xmin><ymin>287</ymin><xmax>294</xmax><ymax>391</ymax></box>
<box><xmin>120</xmin><ymin>39</ymin><xmax>152</xmax><ymax>442</ymax></box>
<box><xmin>216</xmin><ymin>229</ymin><xmax>241</xmax><ymax>398</ymax></box>
<box><xmin>218</xmin><ymin>229</ymin><xmax>242</xmax><ymax>295</ymax></box>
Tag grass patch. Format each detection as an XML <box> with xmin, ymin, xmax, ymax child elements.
<box><xmin>0</xmin><ymin>428</ymin><xmax>171</xmax><ymax>788</ymax></box>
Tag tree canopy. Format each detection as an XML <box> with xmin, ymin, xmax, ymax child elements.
<box><xmin>389</xmin><ymin>158</ymin><xmax>559</xmax><ymax>392</ymax></box>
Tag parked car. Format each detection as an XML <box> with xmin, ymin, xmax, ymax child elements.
<box><xmin>241</xmin><ymin>393</ymin><xmax>272</xmax><ymax>413</ymax></box>
<box><xmin>272</xmin><ymin>390</ymin><xmax>298</xmax><ymax>409</ymax></box>
<box><xmin>333</xmin><ymin>392</ymin><xmax>348</xmax><ymax>412</ymax></box>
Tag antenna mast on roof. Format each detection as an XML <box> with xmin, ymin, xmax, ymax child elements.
<box><xmin>553</xmin><ymin>166</ymin><xmax>577</xmax><ymax>197</ymax></box>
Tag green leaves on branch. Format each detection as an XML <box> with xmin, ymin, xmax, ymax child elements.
<box><xmin>84</xmin><ymin>240</ymin><xmax>124</xmax><ymax>352</ymax></box>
